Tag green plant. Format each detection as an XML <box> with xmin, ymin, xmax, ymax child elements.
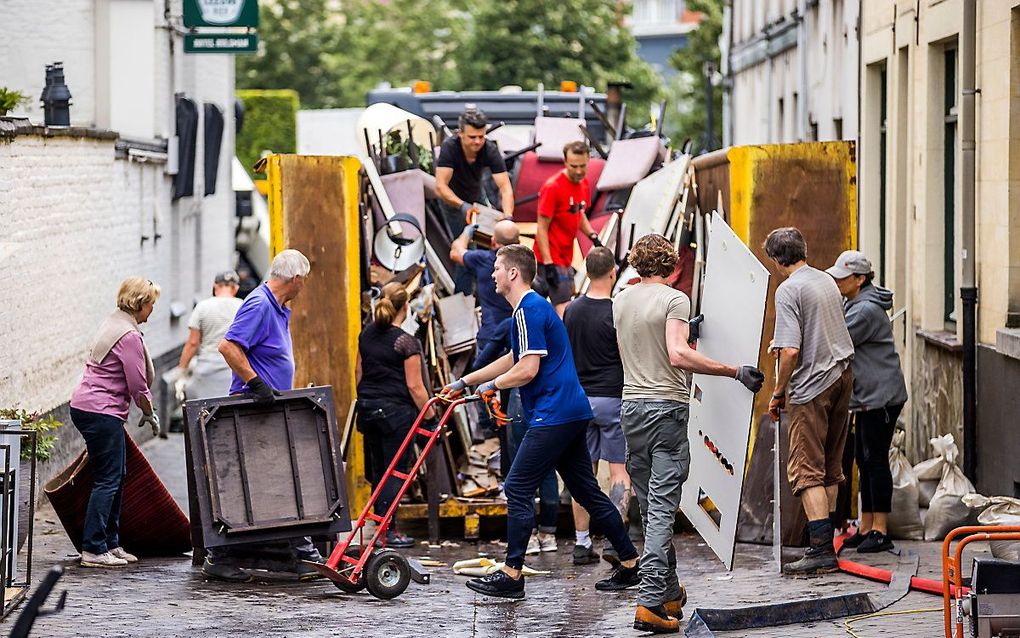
<box><xmin>235</xmin><ymin>89</ymin><xmax>300</xmax><ymax>179</ymax></box>
<box><xmin>0</xmin><ymin>87</ymin><xmax>30</xmax><ymax>113</ymax></box>
<box><xmin>0</xmin><ymin>408</ymin><xmax>64</xmax><ymax>461</ymax></box>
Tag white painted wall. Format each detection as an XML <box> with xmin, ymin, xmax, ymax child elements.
<box><xmin>0</xmin><ymin>0</ymin><xmax>237</xmax><ymax>414</ymax></box>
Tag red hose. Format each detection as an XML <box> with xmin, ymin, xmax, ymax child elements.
<box><xmin>834</xmin><ymin>531</ymin><xmax>968</xmax><ymax>597</ymax></box>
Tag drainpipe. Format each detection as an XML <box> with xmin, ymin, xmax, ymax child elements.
<box><xmin>797</xmin><ymin>0</ymin><xmax>809</xmax><ymax>141</ymax></box>
<box><xmin>960</xmin><ymin>0</ymin><xmax>978</xmax><ymax>482</ymax></box>
<box><xmin>722</xmin><ymin>0</ymin><xmax>733</xmax><ymax>148</ymax></box>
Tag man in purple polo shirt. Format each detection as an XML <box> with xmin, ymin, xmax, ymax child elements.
<box><xmin>219</xmin><ymin>249</ymin><xmax>309</xmax><ymax>402</ymax></box>
<box><xmin>203</xmin><ymin>249</ymin><xmax>319</xmax><ymax>582</ymax></box>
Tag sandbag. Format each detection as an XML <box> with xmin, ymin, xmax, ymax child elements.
<box><xmin>888</xmin><ymin>430</ymin><xmax>923</xmax><ymax>540</ymax></box>
<box><xmin>914</xmin><ymin>434</ymin><xmax>952</xmax><ymax>507</ymax></box>
<box><xmin>45</xmin><ymin>431</ymin><xmax>191</xmax><ymax>556</ymax></box>
<box><xmin>962</xmin><ymin>494</ymin><xmax>1020</xmax><ymax>560</ymax></box>
<box><xmin>923</xmin><ymin>435</ymin><xmax>976</xmax><ymax>540</ymax></box>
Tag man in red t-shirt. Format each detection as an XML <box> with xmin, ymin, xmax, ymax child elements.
<box><xmin>536</xmin><ymin>141</ymin><xmax>601</xmax><ymax>317</ymax></box>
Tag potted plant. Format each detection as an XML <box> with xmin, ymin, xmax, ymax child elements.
<box><xmin>0</xmin><ymin>87</ymin><xmax>30</xmax><ymax>117</ymax></box>
<box><xmin>0</xmin><ymin>408</ymin><xmax>64</xmax><ymax>550</ymax></box>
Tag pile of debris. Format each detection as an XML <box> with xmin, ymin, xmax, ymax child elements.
<box><xmin>348</xmin><ymin>97</ymin><xmax>704</xmax><ymax>512</ymax></box>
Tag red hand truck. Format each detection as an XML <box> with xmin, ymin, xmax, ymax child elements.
<box><xmin>306</xmin><ymin>394</ymin><xmax>484</xmax><ymax>599</ymax></box>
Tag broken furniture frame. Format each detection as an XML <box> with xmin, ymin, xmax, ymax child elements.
<box><xmin>183</xmin><ymin>388</ymin><xmax>351</xmax><ymax>553</ymax></box>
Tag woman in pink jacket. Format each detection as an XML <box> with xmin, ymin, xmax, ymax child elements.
<box><xmin>69</xmin><ymin>277</ymin><xmax>161</xmax><ymax>568</ymax></box>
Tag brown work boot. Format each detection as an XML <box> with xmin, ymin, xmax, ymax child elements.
<box><xmin>633</xmin><ymin>605</ymin><xmax>680</xmax><ymax>633</ymax></box>
<box><xmin>663</xmin><ymin>585</ymin><xmax>687</xmax><ymax>619</ymax></box>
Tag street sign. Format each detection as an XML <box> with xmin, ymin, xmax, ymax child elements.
<box><xmin>184</xmin><ymin>33</ymin><xmax>258</xmax><ymax>54</ymax></box>
<box><xmin>183</xmin><ymin>0</ymin><xmax>259</xmax><ymax>28</ymax></box>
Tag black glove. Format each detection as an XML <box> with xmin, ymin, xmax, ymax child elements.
<box><xmin>588</xmin><ymin>232</ymin><xmax>603</xmax><ymax>248</ymax></box>
<box><xmin>531</xmin><ymin>274</ymin><xmax>550</xmax><ymax>297</ymax></box>
<box><xmin>539</xmin><ymin>263</ymin><xmax>560</xmax><ymax>292</ymax></box>
<box><xmin>687</xmin><ymin>314</ymin><xmax>704</xmax><ymax>344</ymax></box>
<box><xmin>734</xmin><ymin>366</ymin><xmax>765</xmax><ymax>393</ymax></box>
<box><xmin>246</xmin><ymin>375</ymin><xmax>279</xmax><ymax>406</ymax></box>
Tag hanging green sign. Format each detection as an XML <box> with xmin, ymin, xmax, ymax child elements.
<box><xmin>183</xmin><ymin>0</ymin><xmax>259</xmax><ymax>28</ymax></box>
<box><xmin>184</xmin><ymin>33</ymin><xmax>258</xmax><ymax>54</ymax></box>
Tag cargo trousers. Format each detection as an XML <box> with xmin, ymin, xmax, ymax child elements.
<box><xmin>621</xmin><ymin>399</ymin><xmax>690</xmax><ymax>608</ymax></box>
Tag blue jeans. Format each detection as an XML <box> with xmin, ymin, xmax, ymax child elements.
<box><xmin>507</xmin><ymin>390</ymin><xmax>558</xmax><ymax>534</ymax></box>
<box><xmin>70</xmin><ymin>408</ymin><xmax>126</xmax><ymax>555</ymax></box>
<box><xmin>504</xmin><ymin>419</ymin><xmax>638</xmax><ymax>570</ymax></box>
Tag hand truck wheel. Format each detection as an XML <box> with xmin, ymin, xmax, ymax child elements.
<box><xmin>332</xmin><ymin>547</ymin><xmax>367</xmax><ymax>594</ymax></box>
<box><xmin>364</xmin><ymin>549</ymin><xmax>411</xmax><ymax>600</ymax></box>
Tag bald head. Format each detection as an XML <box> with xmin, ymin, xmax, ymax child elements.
<box><xmin>492</xmin><ymin>220</ymin><xmax>520</xmax><ymax>248</ymax></box>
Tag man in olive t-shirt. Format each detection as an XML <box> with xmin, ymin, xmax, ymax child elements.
<box><xmin>613</xmin><ymin>234</ymin><xmax>764</xmax><ymax>633</ymax></box>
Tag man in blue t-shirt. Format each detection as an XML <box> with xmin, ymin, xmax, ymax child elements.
<box><xmin>441</xmin><ymin>245</ymin><xmax>640</xmax><ymax>600</ymax></box>
<box><xmin>449</xmin><ymin>219</ymin><xmax>519</xmax><ymax>371</ymax></box>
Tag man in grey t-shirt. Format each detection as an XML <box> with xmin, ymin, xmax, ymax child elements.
<box><xmin>177</xmin><ymin>270</ymin><xmax>243</xmax><ymax>399</ymax></box>
<box><xmin>614</xmin><ymin>234</ymin><xmax>764</xmax><ymax>633</ymax></box>
<box><xmin>764</xmin><ymin>227</ymin><xmax>854</xmax><ymax>576</ymax></box>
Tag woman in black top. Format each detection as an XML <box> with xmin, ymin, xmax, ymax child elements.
<box><xmin>356</xmin><ymin>283</ymin><xmax>435</xmax><ymax>548</ymax></box>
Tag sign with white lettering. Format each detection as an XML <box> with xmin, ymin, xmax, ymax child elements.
<box><xmin>184</xmin><ymin>33</ymin><xmax>258</xmax><ymax>54</ymax></box>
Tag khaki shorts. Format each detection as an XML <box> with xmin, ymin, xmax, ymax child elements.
<box><xmin>786</xmin><ymin>365</ymin><xmax>853</xmax><ymax>495</ymax></box>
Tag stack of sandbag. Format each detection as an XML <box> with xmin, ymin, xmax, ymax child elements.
<box><xmin>962</xmin><ymin>494</ymin><xmax>1020</xmax><ymax>560</ymax></box>
<box><xmin>888</xmin><ymin>430</ymin><xmax>924</xmax><ymax>540</ymax></box>
<box><xmin>921</xmin><ymin>434</ymin><xmax>977</xmax><ymax>540</ymax></box>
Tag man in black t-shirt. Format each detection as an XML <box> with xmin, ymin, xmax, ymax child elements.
<box><xmin>436</xmin><ymin>108</ymin><xmax>514</xmax><ymax>293</ymax></box>
<box><xmin>563</xmin><ymin>247</ymin><xmax>631</xmax><ymax>566</ymax></box>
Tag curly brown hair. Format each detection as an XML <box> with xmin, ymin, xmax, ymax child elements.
<box><xmin>628</xmin><ymin>234</ymin><xmax>677</xmax><ymax>278</ymax></box>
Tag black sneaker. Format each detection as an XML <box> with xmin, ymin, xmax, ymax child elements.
<box><xmin>841</xmin><ymin>531</ymin><xmax>867</xmax><ymax>549</ymax></box>
<box><xmin>201</xmin><ymin>557</ymin><xmax>254</xmax><ymax>583</ymax></box>
<box><xmin>856</xmin><ymin>530</ymin><xmax>894</xmax><ymax>554</ymax></box>
<box><xmin>595</xmin><ymin>560</ymin><xmax>640</xmax><ymax>591</ymax></box>
<box><xmin>573</xmin><ymin>544</ymin><xmax>600</xmax><ymax>565</ymax></box>
<box><xmin>465</xmin><ymin>569</ymin><xmax>525</xmax><ymax>599</ymax></box>
<box><xmin>386</xmin><ymin>531</ymin><xmax>416</xmax><ymax>549</ymax></box>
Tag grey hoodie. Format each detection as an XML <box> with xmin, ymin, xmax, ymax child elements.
<box><xmin>844</xmin><ymin>284</ymin><xmax>908</xmax><ymax>410</ymax></box>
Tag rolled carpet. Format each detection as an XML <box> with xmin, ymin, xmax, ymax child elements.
<box><xmin>44</xmin><ymin>433</ymin><xmax>191</xmax><ymax>556</ymax></box>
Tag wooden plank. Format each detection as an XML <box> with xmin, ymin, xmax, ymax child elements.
<box><xmin>265</xmin><ymin>154</ymin><xmax>371</xmax><ymax>516</ymax></box>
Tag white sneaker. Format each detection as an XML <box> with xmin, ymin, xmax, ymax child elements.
<box><xmin>109</xmin><ymin>547</ymin><xmax>138</xmax><ymax>563</ymax></box>
<box><xmin>81</xmin><ymin>551</ymin><xmax>128</xmax><ymax>568</ymax></box>
<box><xmin>538</xmin><ymin>532</ymin><xmax>558</xmax><ymax>552</ymax></box>
<box><xmin>526</xmin><ymin>532</ymin><xmax>541</xmax><ymax>555</ymax></box>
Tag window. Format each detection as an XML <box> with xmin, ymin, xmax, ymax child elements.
<box><xmin>944</xmin><ymin>48</ymin><xmax>958</xmax><ymax>324</ymax></box>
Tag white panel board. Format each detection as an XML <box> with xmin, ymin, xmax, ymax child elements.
<box><xmin>680</xmin><ymin>212</ymin><xmax>769</xmax><ymax>570</ymax></box>
<box><xmin>616</xmin><ymin>154</ymin><xmax>690</xmax><ymax>253</ymax></box>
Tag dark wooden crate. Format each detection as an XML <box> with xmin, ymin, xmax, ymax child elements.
<box><xmin>184</xmin><ymin>387</ymin><xmax>351</xmax><ymax>551</ymax></box>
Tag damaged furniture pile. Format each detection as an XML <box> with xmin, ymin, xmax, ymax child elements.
<box><xmin>351</xmin><ymin>101</ymin><xmax>705</xmax><ymax>524</ymax></box>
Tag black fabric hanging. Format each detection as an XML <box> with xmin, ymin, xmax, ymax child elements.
<box><xmin>172</xmin><ymin>96</ymin><xmax>199</xmax><ymax>201</ymax></box>
<box><xmin>203</xmin><ymin>103</ymin><xmax>225</xmax><ymax>196</ymax></box>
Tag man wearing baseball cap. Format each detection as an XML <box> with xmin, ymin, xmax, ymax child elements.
<box><xmin>825</xmin><ymin>250</ymin><xmax>907</xmax><ymax>555</ymax></box>
<box><xmin>176</xmin><ymin>270</ymin><xmax>243</xmax><ymax>400</ymax></box>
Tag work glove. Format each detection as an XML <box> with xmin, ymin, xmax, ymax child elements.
<box><xmin>475</xmin><ymin>379</ymin><xmax>498</xmax><ymax>396</ymax></box>
<box><xmin>538</xmin><ymin>263</ymin><xmax>560</xmax><ymax>292</ymax></box>
<box><xmin>462</xmin><ymin>223</ymin><xmax>478</xmax><ymax>240</ymax></box>
<box><xmin>588</xmin><ymin>232</ymin><xmax>603</xmax><ymax>248</ymax></box>
<box><xmin>687</xmin><ymin>314</ymin><xmax>704</xmax><ymax>344</ymax></box>
<box><xmin>439</xmin><ymin>378</ymin><xmax>467</xmax><ymax>400</ymax></box>
<box><xmin>246</xmin><ymin>375</ymin><xmax>279</xmax><ymax>407</ymax></box>
<box><xmin>138</xmin><ymin>413</ymin><xmax>160</xmax><ymax>437</ymax></box>
<box><xmin>459</xmin><ymin>201</ymin><xmax>479</xmax><ymax>223</ymax></box>
<box><xmin>734</xmin><ymin>366</ymin><xmax>765</xmax><ymax>393</ymax></box>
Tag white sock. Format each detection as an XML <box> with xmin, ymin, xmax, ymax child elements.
<box><xmin>576</xmin><ymin>530</ymin><xmax>591</xmax><ymax>548</ymax></box>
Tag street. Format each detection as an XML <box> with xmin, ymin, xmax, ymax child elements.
<box><xmin>24</xmin><ymin>434</ymin><xmax>972</xmax><ymax>638</ymax></box>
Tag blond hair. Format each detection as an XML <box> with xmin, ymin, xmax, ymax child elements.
<box><xmin>374</xmin><ymin>282</ymin><xmax>409</xmax><ymax>328</ymax></box>
<box><xmin>117</xmin><ymin>277</ymin><xmax>161</xmax><ymax>314</ymax></box>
